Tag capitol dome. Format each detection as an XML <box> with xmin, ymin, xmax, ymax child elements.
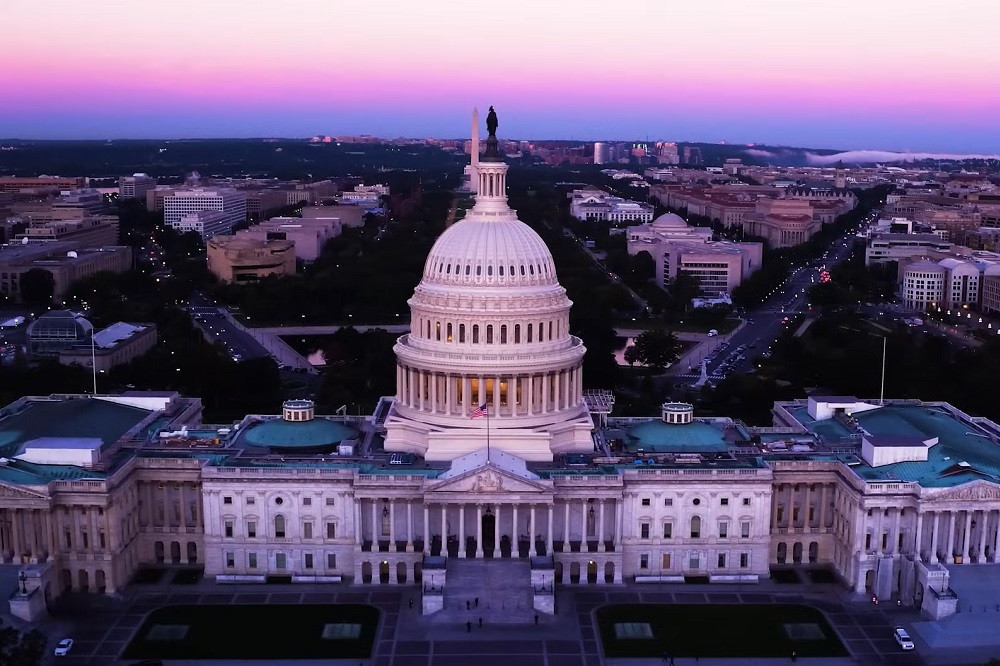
<box><xmin>650</xmin><ymin>212</ymin><xmax>688</xmax><ymax>228</ymax></box>
<box><xmin>384</xmin><ymin>108</ymin><xmax>594</xmax><ymax>462</ymax></box>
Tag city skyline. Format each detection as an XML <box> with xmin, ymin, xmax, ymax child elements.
<box><xmin>2</xmin><ymin>0</ymin><xmax>1000</xmax><ymax>152</ymax></box>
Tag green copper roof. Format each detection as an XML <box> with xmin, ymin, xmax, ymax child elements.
<box><xmin>0</xmin><ymin>398</ymin><xmax>150</xmax><ymax>458</ymax></box>
<box><xmin>241</xmin><ymin>417</ymin><xmax>356</xmax><ymax>451</ymax></box>
<box><xmin>625</xmin><ymin>420</ymin><xmax>729</xmax><ymax>452</ymax></box>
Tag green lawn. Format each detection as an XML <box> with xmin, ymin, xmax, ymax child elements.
<box><xmin>596</xmin><ymin>603</ymin><xmax>847</xmax><ymax>659</ymax></box>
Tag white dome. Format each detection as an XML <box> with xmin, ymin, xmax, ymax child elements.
<box><xmin>421</xmin><ymin>217</ymin><xmax>558</xmax><ymax>288</ymax></box>
<box><xmin>651</xmin><ymin>212</ymin><xmax>688</xmax><ymax>228</ymax></box>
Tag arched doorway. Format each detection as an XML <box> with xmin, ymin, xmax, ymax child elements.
<box><xmin>587</xmin><ymin>561</ymin><xmax>598</xmax><ymax>584</ymax></box>
<box><xmin>396</xmin><ymin>562</ymin><xmax>407</xmax><ymax>584</ymax></box>
<box><xmin>78</xmin><ymin>569</ymin><xmax>89</xmax><ymax>592</ymax></box>
<box><xmin>914</xmin><ymin>582</ymin><xmax>925</xmax><ymax>607</ymax></box>
<box><xmin>776</xmin><ymin>542</ymin><xmax>787</xmax><ymax>564</ymax></box>
<box><xmin>482</xmin><ymin>509</ymin><xmax>496</xmax><ymax>557</ymax></box>
<box><xmin>500</xmin><ymin>535</ymin><xmax>512</xmax><ymax>558</ymax></box>
<box><xmin>864</xmin><ymin>569</ymin><xmax>875</xmax><ymax>592</ymax></box>
<box><xmin>95</xmin><ymin>569</ymin><xmax>106</xmax><ymax>594</ymax></box>
<box><xmin>187</xmin><ymin>542</ymin><xmax>198</xmax><ymax>563</ymax></box>
<box><xmin>379</xmin><ymin>560</ymin><xmax>390</xmax><ymax>584</ymax></box>
<box><xmin>554</xmin><ymin>562</ymin><xmax>564</xmax><ymax>584</ymax></box>
<box><xmin>361</xmin><ymin>561</ymin><xmax>373</xmax><ymax>584</ymax></box>
<box><xmin>792</xmin><ymin>542</ymin><xmax>803</xmax><ymax>563</ymax></box>
<box><xmin>431</xmin><ymin>535</ymin><xmax>442</xmax><ymax>557</ymax></box>
<box><xmin>604</xmin><ymin>561</ymin><xmax>615</xmax><ymax>583</ymax></box>
<box><xmin>154</xmin><ymin>541</ymin><xmax>165</xmax><ymax>564</ymax></box>
<box><xmin>60</xmin><ymin>569</ymin><xmax>72</xmax><ymax>592</ymax></box>
<box><xmin>569</xmin><ymin>562</ymin><xmax>581</xmax><ymax>584</ymax></box>
<box><xmin>170</xmin><ymin>541</ymin><xmax>181</xmax><ymax>564</ymax></box>
<box><xmin>414</xmin><ymin>562</ymin><xmax>422</xmax><ymax>583</ymax></box>
<box><xmin>808</xmin><ymin>541</ymin><xmax>819</xmax><ymax>564</ymax></box>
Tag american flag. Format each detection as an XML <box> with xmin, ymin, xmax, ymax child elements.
<box><xmin>470</xmin><ymin>403</ymin><xmax>488</xmax><ymax>419</ymax></box>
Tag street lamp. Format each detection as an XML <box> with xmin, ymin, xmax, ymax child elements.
<box><xmin>19</xmin><ymin>571</ymin><xmax>27</xmax><ymax>594</ymax></box>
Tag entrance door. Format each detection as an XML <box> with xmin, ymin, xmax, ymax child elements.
<box><xmin>482</xmin><ymin>510</ymin><xmax>496</xmax><ymax>557</ymax></box>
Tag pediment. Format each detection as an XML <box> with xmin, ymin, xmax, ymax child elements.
<box><xmin>427</xmin><ymin>464</ymin><xmax>550</xmax><ymax>495</ymax></box>
<box><xmin>0</xmin><ymin>482</ymin><xmax>50</xmax><ymax>503</ymax></box>
<box><xmin>926</xmin><ymin>480</ymin><xmax>1000</xmax><ymax>502</ymax></box>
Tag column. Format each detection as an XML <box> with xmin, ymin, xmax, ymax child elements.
<box><xmin>542</xmin><ymin>373</ymin><xmax>549</xmax><ymax>413</ymax></box>
<box><xmin>818</xmin><ymin>485</ymin><xmax>829</xmax><ymax>530</ymax></box>
<box><xmin>423</xmin><ymin>505</ymin><xmax>430</xmax><ymax>555</ymax></box>
<box><xmin>430</xmin><ymin>372</ymin><xmax>437</xmax><ymax>414</ymax></box>
<box><xmin>406</xmin><ymin>501</ymin><xmax>414</xmax><ymax>552</ymax></box>
<box><xmin>962</xmin><ymin>510</ymin><xmax>972</xmax><ymax>561</ymax></box>
<box><xmin>408</xmin><ymin>368</ymin><xmax>415</xmax><ymax>407</ymax></box>
<box><xmin>786</xmin><ymin>485</ymin><xmax>795</xmax><ymax>533</ymax></box>
<box><xmin>803</xmin><ymin>485</ymin><xmax>812</xmax><ymax>531</ymax></box>
<box><xmin>478</xmin><ymin>375</ymin><xmax>485</xmax><ymax>409</ymax></box>
<box><xmin>888</xmin><ymin>508</ymin><xmax>899</xmax><ymax>555</ymax></box>
<box><xmin>475</xmin><ymin>504</ymin><xmax>484</xmax><ymax>558</ymax></box>
<box><xmin>580</xmin><ymin>499</ymin><xmax>588</xmax><ymax>551</ymax></box>
<box><xmin>389</xmin><ymin>500</ymin><xmax>397</xmax><ymax>551</ymax></box>
<box><xmin>371</xmin><ymin>502</ymin><xmax>378</xmax><ymax>547</ymax></box>
<box><xmin>929</xmin><ymin>512</ymin><xmax>939</xmax><ymax>563</ymax></box>
<box><xmin>946</xmin><ymin>512</ymin><xmax>956</xmax><ymax>563</ymax></box>
<box><xmin>90</xmin><ymin>508</ymin><xmax>99</xmax><ymax>554</ymax></box>
<box><xmin>354</xmin><ymin>500</ymin><xmax>363</xmax><ymax>546</ymax></box>
<box><xmin>598</xmin><ymin>500</ymin><xmax>606</xmax><ymax>552</ymax></box>
<box><xmin>914</xmin><ymin>511</ymin><xmax>923</xmax><ymax>560</ymax></box>
<box><xmin>527</xmin><ymin>374</ymin><xmax>534</xmax><ymax>416</ymax></box>
<box><xmin>462</xmin><ymin>376</ymin><xmax>470</xmax><ymax>416</ymax></box>
<box><xmin>547</xmin><ymin>505</ymin><xmax>554</xmax><ymax>556</ymax></box>
<box><xmin>512</xmin><ymin>504</ymin><xmax>519</xmax><ymax>556</ymax></box>
<box><xmin>529</xmin><ymin>505</ymin><xmax>537</xmax><ymax>557</ymax></box>
<box><xmin>771</xmin><ymin>485</ymin><xmax>781</xmax><ymax>530</ymax></box>
<box><xmin>563</xmin><ymin>502</ymin><xmax>570</xmax><ymax>551</ymax></box>
<box><xmin>440</xmin><ymin>505</ymin><xmax>447</xmax><ymax>550</ymax></box>
<box><xmin>492</xmin><ymin>506</ymin><xmax>499</xmax><ymax>558</ymax></box>
<box><xmin>459</xmin><ymin>505</ymin><xmax>466</xmax><ymax>558</ymax></box>
<box><xmin>446</xmin><ymin>374</ymin><xmax>453</xmax><ymax>415</ymax></box>
<box><xmin>992</xmin><ymin>510</ymin><xmax>1000</xmax><ymax>563</ymax></box>
<box><xmin>614</xmin><ymin>499</ymin><xmax>623</xmax><ymax>547</ymax></box>
<box><xmin>11</xmin><ymin>511</ymin><xmax>22</xmax><ymax>560</ymax></box>
<box><xmin>493</xmin><ymin>375</ymin><xmax>500</xmax><ymax>415</ymax></box>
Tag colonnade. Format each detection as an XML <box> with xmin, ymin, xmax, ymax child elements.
<box><xmin>396</xmin><ymin>366</ymin><xmax>582</xmax><ymax>417</ymax></box>
<box><xmin>354</xmin><ymin>498</ymin><xmax>621</xmax><ymax>555</ymax></box>
<box><xmin>771</xmin><ymin>483</ymin><xmax>835</xmax><ymax>532</ymax></box>
<box><xmin>913</xmin><ymin>509</ymin><xmax>1000</xmax><ymax>563</ymax></box>
<box><xmin>0</xmin><ymin>508</ymin><xmax>55</xmax><ymax>563</ymax></box>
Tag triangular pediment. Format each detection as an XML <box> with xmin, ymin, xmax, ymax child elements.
<box><xmin>427</xmin><ymin>464</ymin><xmax>550</xmax><ymax>495</ymax></box>
<box><xmin>0</xmin><ymin>482</ymin><xmax>50</xmax><ymax>502</ymax></box>
<box><xmin>930</xmin><ymin>480</ymin><xmax>1000</xmax><ymax>502</ymax></box>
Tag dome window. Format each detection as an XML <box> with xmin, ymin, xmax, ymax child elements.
<box><xmin>447</xmin><ymin>263</ymin><xmax>452</xmax><ymax>274</ymax></box>
<box><xmin>466</xmin><ymin>265</ymin><xmax>471</xmax><ymax>275</ymax></box>
<box><xmin>472</xmin><ymin>325</ymin><xmax>479</xmax><ymax>344</ymax></box>
<box><xmin>520</xmin><ymin>265</ymin><xmax>526</xmax><ymax>275</ymax></box>
<box><xmin>500</xmin><ymin>325</ymin><xmax>507</xmax><ymax>344</ymax></box>
<box><xmin>514</xmin><ymin>324</ymin><xmax>521</xmax><ymax>343</ymax></box>
<box><xmin>476</xmin><ymin>265</ymin><xmax>482</xmax><ymax>276</ymax></box>
<box><xmin>499</xmin><ymin>265</ymin><xmax>504</xmax><ymax>276</ymax></box>
<box><xmin>529</xmin><ymin>265</ymin><xmax>534</xmax><ymax>275</ymax></box>
<box><xmin>486</xmin><ymin>325</ymin><xmax>494</xmax><ymax>344</ymax></box>
<box><xmin>487</xmin><ymin>265</ymin><xmax>493</xmax><ymax>276</ymax></box>
<box><xmin>446</xmin><ymin>323</ymin><xmax>453</xmax><ymax>342</ymax></box>
<box><xmin>459</xmin><ymin>324</ymin><xmax>466</xmax><ymax>343</ymax></box>
<box><xmin>510</xmin><ymin>265</ymin><xmax>515</xmax><ymax>277</ymax></box>
<box><xmin>527</xmin><ymin>324</ymin><xmax>533</xmax><ymax>343</ymax></box>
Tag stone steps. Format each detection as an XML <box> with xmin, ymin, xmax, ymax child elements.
<box><xmin>433</xmin><ymin>558</ymin><xmax>534</xmax><ymax>625</ymax></box>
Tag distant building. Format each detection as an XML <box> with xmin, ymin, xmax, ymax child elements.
<box><xmin>53</xmin><ymin>189</ymin><xmax>105</xmax><ymax>216</ymax></box>
<box><xmin>162</xmin><ymin>188</ymin><xmax>247</xmax><ymax>234</ymax></box>
<box><xmin>593</xmin><ymin>142</ymin><xmax>610</xmax><ymax>165</ymax></box>
<box><xmin>0</xmin><ymin>242</ymin><xmax>132</xmax><ymax>302</ymax></box>
<box><xmin>26</xmin><ymin>310</ymin><xmax>93</xmax><ymax>358</ymax></box>
<box><xmin>743</xmin><ymin>199</ymin><xmax>823</xmax><ymax>248</ymax></box>
<box><xmin>14</xmin><ymin>215</ymin><xmax>119</xmax><ymax>246</ymax></box>
<box><xmin>682</xmin><ymin>146</ymin><xmax>702</xmax><ymax>165</ymax></box>
<box><xmin>656</xmin><ymin>142</ymin><xmax>679</xmax><ymax>165</ymax></box>
<box><xmin>172</xmin><ymin>210</ymin><xmax>234</xmax><ymax>239</ymax></box>
<box><xmin>301</xmin><ymin>205</ymin><xmax>365</xmax><ymax>229</ymax></box>
<box><xmin>626</xmin><ymin>213</ymin><xmax>763</xmax><ymax>295</ymax></box>
<box><xmin>118</xmin><ymin>174</ymin><xmax>156</xmax><ymax>200</ymax></box>
<box><xmin>206</xmin><ymin>236</ymin><xmax>296</xmax><ymax>283</ymax></box>
<box><xmin>0</xmin><ymin>176</ymin><xmax>85</xmax><ymax>193</ymax></box>
<box><xmin>569</xmin><ymin>188</ymin><xmax>654</xmax><ymax>225</ymax></box>
<box><xmin>865</xmin><ymin>233</ymin><xmax>953</xmax><ymax>265</ymax></box>
<box><xmin>236</xmin><ymin>216</ymin><xmax>341</xmax><ymax>261</ymax></box>
<box><xmin>145</xmin><ymin>186</ymin><xmax>176</xmax><ymax>212</ymax></box>
<box><xmin>57</xmin><ymin>321</ymin><xmax>158</xmax><ymax>371</ymax></box>
<box><xmin>244</xmin><ymin>190</ymin><xmax>289</xmax><ymax>221</ymax></box>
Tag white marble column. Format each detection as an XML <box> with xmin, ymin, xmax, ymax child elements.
<box><xmin>930</xmin><ymin>512</ymin><xmax>939</xmax><ymax>563</ymax></box>
<box><xmin>914</xmin><ymin>511</ymin><xmax>923</xmax><ymax>560</ymax></box>
<box><xmin>389</xmin><ymin>500</ymin><xmax>397</xmax><ymax>551</ymax></box>
<box><xmin>581</xmin><ymin>499</ymin><xmax>588</xmax><ymax>551</ymax></box>
<box><xmin>493</xmin><ymin>375</ymin><xmax>500</xmax><ymax>413</ymax></box>
<box><xmin>475</xmin><ymin>504</ymin><xmax>484</xmax><ymax>558</ymax></box>
<box><xmin>430</xmin><ymin>372</ymin><xmax>437</xmax><ymax>414</ymax></box>
<box><xmin>446</xmin><ymin>374</ymin><xmax>453</xmax><ymax>415</ymax></box>
<box><xmin>492</xmin><ymin>506</ymin><xmax>499</xmax><ymax>558</ymax></box>
<box><xmin>819</xmin><ymin>485</ymin><xmax>828</xmax><ymax>529</ymax></box>
<box><xmin>962</xmin><ymin>511</ymin><xmax>972</xmax><ymax>562</ymax></box>
<box><xmin>598</xmin><ymin>500</ymin><xmax>606</xmax><ymax>552</ymax></box>
<box><xmin>440</xmin><ymin>505</ymin><xmax>447</xmax><ymax>547</ymax></box>
<box><xmin>946</xmin><ymin>512</ymin><xmax>956</xmax><ymax>563</ymax></box>
<box><xmin>991</xmin><ymin>510</ymin><xmax>1000</xmax><ymax>562</ymax></box>
<box><xmin>542</xmin><ymin>373</ymin><xmax>549</xmax><ymax>413</ymax></box>
<box><xmin>614</xmin><ymin>499</ymin><xmax>623</xmax><ymax>548</ymax></box>
<box><xmin>891</xmin><ymin>508</ymin><xmax>901</xmax><ymax>554</ymax></box>
<box><xmin>423</xmin><ymin>505</ymin><xmax>430</xmax><ymax>555</ymax></box>
<box><xmin>354</xmin><ymin>500</ymin><xmax>363</xmax><ymax>545</ymax></box>
<box><xmin>459</xmin><ymin>505</ymin><xmax>466</xmax><ymax>558</ymax></box>
<box><xmin>512</xmin><ymin>504</ymin><xmax>519</xmax><ymax>556</ymax></box>
<box><xmin>406</xmin><ymin>502</ymin><xmax>413</xmax><ymax>552</ymax></box>
<box><xmin>462</xmin><ymin>376</ymin><xmax>470</xmax><ymax>416</ymax></box>
<box><xmin>370</xmin><ymin>501</ymin><xmax>378</xmax><ymax>546</ymax></box>
<box><xmin>802</xmin><ymin>485</ymin><xmax>812</xmax><ymax>531</ymax></box>
<box><xmin>977</xmin><ymin>510</ymin><xmax>988</xmax><ymax>562</ymax></box>
<box><xmin>547</xmin><ymin>505</ymin><xmax>554</xmax><ymax>556</ymax></box>
<box><xmin>529</xmin><ymin>505</ymin><xmax>537</xmax><ymax>557</ymax></box>
<box><xmin>526</xmin><ymin>374</ymin><xmax>534</xmax><ymax>415</ymax></box>
<box><xmin>563</xmin><ymin>502</ymin><xmax>570</xmax><ymax>551</ymax></box>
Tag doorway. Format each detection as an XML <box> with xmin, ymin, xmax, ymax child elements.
<box><xmin>482</xmin><ymin>509</ymin><xmax>496</xmax><ymax>557</ymax></box>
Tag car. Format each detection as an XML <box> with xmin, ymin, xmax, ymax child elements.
<box><xmin>894</xmin><ymin>627</ymin><xmax>914</xmax><ymax>650</ymax></box>
<box><xmin>54</xmin><ymin>638</ymin><xmax>74</xmax><ymax>656</ymax></box>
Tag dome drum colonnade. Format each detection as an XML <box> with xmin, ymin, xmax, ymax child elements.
<box><xmin>386</xmin><ymin>115</ymin><xmax>591</xmax><ymax>460</ymax></box>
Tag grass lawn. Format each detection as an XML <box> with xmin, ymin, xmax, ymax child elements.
<box><xmin>122</xmin><ymin>603</ymin><xmax>379</xmax><ymax>661</ymax></box>
<box><xmin>596</xmin><ymin>603</ymin><xmax>847</xmax><ymax>659</ymax></box>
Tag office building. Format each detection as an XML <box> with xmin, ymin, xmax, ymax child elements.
<box><xmin>0</xmin><ymin>242</ymin><xmax>132</xmax><ymax>302</ymax></box>
<box><xmin>118</xmin><ymin>174</ymin><xmax>157</xmax><ymax>201</ymax></box>
<box><xmin>206</xmin><ymin>236</ymin><xmax>296</xmax><ymax>283</ymax></box>
<box><xmin>162</xmin><ymin>188</ymin><xmax>247</xmax><ymax>233</ymax></box>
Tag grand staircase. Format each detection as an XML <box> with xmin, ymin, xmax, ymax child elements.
<box><xmin>432</xmin><ymin>558</ymin><xmax>534</xmax><ymax>625</ymax></box>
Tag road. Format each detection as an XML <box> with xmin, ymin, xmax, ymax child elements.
<box><xmin>683</xmin><ymin>221</ymin><xmax>873</xmax><ymax>383</ymax></box>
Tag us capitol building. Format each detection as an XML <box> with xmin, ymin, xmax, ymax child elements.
<box><xmin>2</xmin><ymin>110</ymin><xmax>1000</xmax><ymax>622</ymax></box>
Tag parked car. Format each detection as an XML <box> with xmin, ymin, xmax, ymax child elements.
<box><xmin>54</xmin><ymin>638</ymin><xmax>74</xmax><ymax>656</ymax></box>
<box><xmin>893</xmin><ymin>627</ymin><xmax>915</xmax><ymax>650</ymax></box>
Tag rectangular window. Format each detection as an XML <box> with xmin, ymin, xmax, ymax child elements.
<box><xmin>639</xmin><ymin>554</ymin><xmax>649</xmax><ymax>569</ymax></box>
<box><xmin>326</xmin><ymin>497</ymin><xmax>336</xmax><ymax>506</ymax></box>
<box><xmin>223</xmin><ymin>496</ymin><xmax>233</xmax><ymax>505</ymax></box>
<box><xmin>740</xmin><ymin>552</ymin><xmax>749</xmax><ymax>568</ymax></box>
<box><xmin>304</xmin><ymin>553</ymin><xmax>314</xmax><ymax>569</ymax></box>
<box><xmin>327</xmin><ymin>522</ymin><xmax>337</xmax><ymax>539</ymax></box>
<box><xmin>327</xmin><ymin>553</ymin><xmax>337</xmax><ymax>569</ymax></box>
<box><xmin>689</xmin><ymin>554</ymin><xmax>699</xmax><ymax>570</ymax></box>
<box><xmin>224</xmin><ymin>521</ymin><xmax>234</xmax><ymax>538</ymax></box>
<box><xmin>275</xmin><ymin>553</ymin><xmax>286</xmax><ymax>569</ymax></box>
<box><xmin>226</xmin><ymin>552</ymin><xmax>235</xmax><ymax>568</ymax></box>
<box><xmin>640</xmin><ymin>523</ymin><xmax>650</xmax><ymax>539</ymax></box>
<box><xmin>741</xmin><ymin>521</ymin><xmax>750</xmax><ymax>539</ymax></box>
<box><xmin>248</xmin><ymin>552</ymin><xmax>257</xmax><ymax>568</ymax></box>
<box><xmin>664</xmin><ymin>498</ymin><xmax>673</xmax><ymax>507</ymax></box>
<box><xmin>662</xmin><ymin>553</ymin><xmax>671</xmax><ymax>569</ymax></box>
<box><xmin>247</xmin><ymin>521</ymin><xmax>256</xmax><ymax>538</ymax></box>
<box><xmin>641</xmin><ymin>498</ymin><xmax>651</xmax><ymax>507</ymax></box>
<box><xmin>717</xmin><ymin>553</ymin><xmax>726</xmax><ymax>568</ymax></box>
<box><xmin>720</xmin><ymin>498</ymin><xmax>729</xmax><ymax>506</ymax></box>
<box><xmin>881</xmin><ymin>532</ymin><xmax>888</xmax><ymax>550</ymax></box>
<box><xmin>776</xmin><ymin>508</ymin><xmax>784</xmax><ymax>523</ymax></box>
<box><xmin>865</xmin><ymin>533</ymin><xmax>872</xmax><ymax>549</ymax></box>
<box><xmin>792</xmin><ymin>508</ymin><xmax>799</xmax><ymax>522</ymax></box>
<box><xmin>303</xmin><ymin>522</ymin><xmax>313</xmax><ymax>539</ymax></box>
<box><xmin>99</xmin><ymin>531</ymin><xmax>106</xmax><ymax>549</ymax></box>
<box><xmin>246</xmin><ymin>496</ymin><xmax>255</xmax><ymax>505</ymax></box>
<box><xmin>81</xmin><ymin>531</ymin><xmax>89</xmax><ymax>549</ymax></box>
<box><xmin>808</xmin><ymin>507</ymin><xmax>815</xmax><ymax>522</ymax></box>
<box><xmin>303</xmin><ymin>497</ymin><xmax>312</xmax><ymax>506</ymax></box>
<box><xmin>662</xmin><ymin>523</ymin><xmax>672</xmax><ymax>539</ymax></box>
<box><xmin>718</xmin><ymin>522</ymin><xmax>728</xmax><ymax>539</ymax></box>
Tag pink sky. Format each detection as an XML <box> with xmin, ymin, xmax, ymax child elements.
<box><xmin>2</xmin><ymin>0</ymin><xmax>999</xmax><ymax>151</ymax></box>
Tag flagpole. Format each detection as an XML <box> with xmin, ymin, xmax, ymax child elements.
<box><xmin>486</xmin><ymin>403</ymin><xmax>491</xmax><ymax>462</ymax></box>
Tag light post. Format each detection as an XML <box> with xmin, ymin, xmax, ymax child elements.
<box><xmin>19</xmin><ymin>571</ymin><xmax>27</xmax><ymax>594</ymax></box>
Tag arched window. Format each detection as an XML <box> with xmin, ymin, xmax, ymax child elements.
<box><xmin>459</xmin><ymin>324</ymin><xmax>466</xmax><ymax>343</ymax></box>
<box><xmin>690</xmin><ymin>516</ymin><xmax>701</xmax><ymax>539</ymax></box>
<box><xmin>499</xmin><ymin>265</ymin><xmax>504</xmax><ymax>276</ymax></box>
<box><xmin>500</xmin><ymin>325</ymin><xmax>507</xmax><ymax>344</ymax></box>
<box><xmin>465</xmin><ymin>265</ymin><xmax>471</xmax><ymax>275</ymax></box>
<box><xmin>539</xmin><ymin>322</ymin><xmax>545</xmax><ymax>342</ymax></box>
<box><xmin>529</xmin><ymin>264</ymin><xmax>534</xmax><ymax>275</ymax></box>
<box><xmin>520</xmin><ymin>265</ymin><xmax>526</xmax><ymax>275</ymax></box>
<box><xmin>426</xmin><ymin>321</ymin><xmax>431</xmax><ymax>338</ymax></box>
<box><xmin>548</xmin><ymin>321</ymin><xmax>553</xmax><ymax>339</ymax></box>
<box><xmin>486</xmin><ymin>325</ymin><xmax>494</xmax><ymax>344</ymax></box>
<box><xmin>472</xmin><ymin>325</ymin><xmax>479</xmax><ymax>344</ymax></box>
<box><xmin>487</xmin><ymin>265</ymin><xmax>493</xmax><ymax>276</ymax></box>
<box><xmin>476</xmin><ymin>265</ymin><xmax>482</xmax><ymax>276</ymax></box>
<box><xmin>510</xmin><ymin>265</ymin><xmax>515</xmax><ymax>276</ymax></box>
<box><xmin>435</xmin><ymin>321</ymin><xmax>441</xmax><ymax>341</ymax></box>
<box><xmin>527</xmin><ymin>324</ymin><xmax>533</xmax><ymax>343</ymax></box>
<box><xmin>275</xmin><ymin>515</ymin><xmax>286</xmax><ymax>538</ymax></box>
<box><xmin>446</xmin><ymin>263</ymin><xmax>452</xmax><ymax>274</ymax></box>
<box><xmin>514</xmin><ymin>324</ymin><xmax>521</xmax><ymax>344</ymax></box>
<box><xmin>446</xmin><ymin>323</ymin><xmax>453</xmax><ymax>342</ymax></box>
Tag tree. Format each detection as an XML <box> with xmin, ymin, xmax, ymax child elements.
<box><xmin>630</xmin><ymin>251</ymin><xmax>655</xmax><ymax>284</ymax></box>
<box><xmin>0</xmin><ymin>619</ymin><xmax>46</xmax><ymax>666</ymax></box>
<box><xmin>19</xmin><ymin>268</ymin><xmax>54</xmax><ymax>308</ymax></box>
<box><xmin>628</xmin><ymin>329</ymin><xmax>683</xmax><ymax>372</ymax></box>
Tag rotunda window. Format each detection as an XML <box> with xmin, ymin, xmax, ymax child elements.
<box><xmin>500</xmin><ymin>325</ymin><xmax>507</xmax><ymax>344</ymax></box>
<box><xmin>436</xmin><ymin>321</ymin><xmax>441</xmax><ymax>341</ymax></box>
<box><xmin>538</xmin><ymin>321</ymin><xmax>544</xmax><ymax>342</ymax></box>
<box><xmin>486</xmin><ymin>325</ymin><xmax>494</xmax><ymax>344</ymax></box>
<box><xmin>499</xmin><ymin>265</ymin><xmax>504</xmax><ymax>276</ymax></box>
<box><xmin>476</xmin><ymin>265</ymin><xmax>482</xmax><ymax>276</ymax></box>
<box><xmin>520</xmin><ymin>265</ymin><xmax>526</xmax><ymax>275</ymax></box>
<box><xmin>510</xmin><ymin>265</ymin><xmax>515</xmax><ymax>276</ymax></box>
<box><xmin>514</xmin><ymin>324</ymin><xmax>521</xmax><ymax>344</ymax></box>
<box><xmin>459</xmin><ymin>324</ymin><xmax>466</xmax><ymax>343</ymax></box>
<box><xmin>466</xmin><ymin>265</ymin><xmax>471</xmax><ymax>275</ymax></box>
<box><xmin>529</xmin><ymin>265</ymin><xmax>534</xmax><ymax>275</ymax></box>
<box><xmin>487</xmin><ymin>265</ymin><xmax>493</xmax><ymax>276</ymax></box>
<box><xmin>527</xmin><ymin>324</ymin><xmax>533</xmax><ymax>343</ymax></box>
<box><xmin>473</xmin><ymin>325</ymin><xmax>479</xmax><ymax>344</ymax></box>
<box><xmin>447</xmin><ymin>263</ymin><xmax>452</xmax><ymax>274</ymax></box>
<box><xmin>446</xmin><ymin>323</ymin><xmax>453</xmax><ymax>342</ymax></box>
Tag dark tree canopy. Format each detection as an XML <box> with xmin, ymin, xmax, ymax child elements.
<box><xmin>18</xmin><ymin>268</ymin><xmax>54</xmax><ymax>308</ymax></box>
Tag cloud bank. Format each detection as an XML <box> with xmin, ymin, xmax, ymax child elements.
<box><xmin>806</xmin><ymin>150</ymin><xmax>1000</xmax><ymax>165</ymax></box>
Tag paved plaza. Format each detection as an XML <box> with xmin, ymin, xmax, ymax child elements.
<box><xmin>7</xmin><ymin>567</ymin><xmax>1000</xmax><ymax>665</ymax></box>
